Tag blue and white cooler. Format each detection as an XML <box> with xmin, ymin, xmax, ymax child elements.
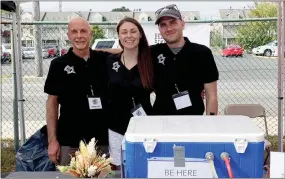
<box><xmin>123</xmin><ymin>115</ymin><xmax>265</xmax><ymax>178</ymax></box>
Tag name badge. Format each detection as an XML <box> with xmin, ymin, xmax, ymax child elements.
<box><xmin>131</xmin><ymin>104</ymin><xmax>147</xmax><ymax>116</ymax></box>
<box><xmin>87</xmin><ymin>96</ymin><xmax>102</xmax><ymax>110</ymax></box>
<box><xmin>172</xmin><ymin>91</ymin><xmax>192</xmax><ymax>110</ymax></box>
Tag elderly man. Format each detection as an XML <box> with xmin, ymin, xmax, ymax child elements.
<box><xmin>44</xmin><ymin>17</ymin><xmax>110</xmax><ymax>165</ymax></box>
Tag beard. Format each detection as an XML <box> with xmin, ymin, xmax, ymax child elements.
<box><xmin>163</xmin><ymin>33</ymin><xmax>183</xmax><ymax>45</ymax></box>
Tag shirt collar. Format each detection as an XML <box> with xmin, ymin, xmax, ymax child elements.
<box><xmin>67</xmin><ymin>47</ymin><xmax>93</xmax><ymax>63</ymax></box>
<box><xmin>163</xmin><ymin>37</ymin><xmax>191</xmax><ymax>56</ymax></box>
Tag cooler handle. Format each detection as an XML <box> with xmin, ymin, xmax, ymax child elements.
<box><xmin>173</xmin><ymin>145</ymin><xmax>185</xmax><ymax>167</ymax></box>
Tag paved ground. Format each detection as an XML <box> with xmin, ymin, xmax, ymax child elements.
<box><xmin>1</xmin><ymin>54</ymin><xmax>283</xmax><ymax>139</ymax></box>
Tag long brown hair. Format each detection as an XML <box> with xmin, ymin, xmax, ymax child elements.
<box><xmin>117</xmin><ymin>17</ymin><xmax>154</xmax><ymax>90</ymax></box>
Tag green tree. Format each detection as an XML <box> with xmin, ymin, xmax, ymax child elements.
<box><xmin>1</xmin><ymin>6</ymin><xmax>24</xmax><ymax>15</ymax></box>
<box><xmin>90</xmin><ymin>25</ymin><xmax>105</xmax><ymax>45</ymax></box>
<box><xmin>1</xmin><ymin>10</ymin><xmax>9</xmax><ymax>14</ymax></box>
<box><xmin>111</xmin><ymin>6</ymin><xmax>131</xmax><ymax>12</ymax></box>
<box><xmin>210</xmin><ymin>29</ymin><xmax>225</xmax><ymax>48</ymax></box>
<box><xmin>235</xmin><ymin>2</ymin><xmax>277</xmax><ymax>51</ymax></box>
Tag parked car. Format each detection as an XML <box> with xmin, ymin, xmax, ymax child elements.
<box><xmin>1</xmin><ymin>44</ymin><xmax>11</xmax><ymax>63</ymax></box>
<box><xmin>22</xmin><ymin>47</ymin><xmax>49</xmax><ymax>59</ymax></box>
<box><xmin>22</xmin><ymin>47</ymin><xmax>35</xmax><ymax>59</ymax></box>
<box><xmin>61</xmin><ymin>47</ymin><xmax>69</xmax><ymax>56</ymax></box>
<box><xmin>42</xmin><ymin>48</ymin><xmax>49</xmax><ymax>58</ymax></box>
<box><xmin>222</xmin><ymin>44</ymin><xmax>243</xmax><ymax>57</ymax></box>
<box><xmin>47</xmin><ymin>46</ymin><xmax>59</xmax><ymax>57</ymax></box>
<box><xmin>1</xmin><ymin>51</ymin><xmax>11</xmax><ymax>64</ymax></box>
<box><xmin>91</xmin><ymin>39</ymin><xmax>120</xmax><ymax>50</ymax></box>
<box><xmin>1</xmin><ymin>44</ymin><xmax>11</xmax><ymax>54</ymax></box>
<box><xmin>252</xmin><ymin>40</ymin><xmax>277</xmax><ymax>57</ymax></box>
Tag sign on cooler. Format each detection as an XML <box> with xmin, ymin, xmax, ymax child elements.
<box><xmin>147</xmin><ymin>157</ymin><xmax>213</xmax><ymax>178</ymax></box>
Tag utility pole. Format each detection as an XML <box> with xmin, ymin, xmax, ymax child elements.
<box><xmin>32</xmin><ymin>1</ymin><xmax>43</xmax><ymax>77</ymax></box>
<box><xmin>58</xmin><ymin>0</ymin><xmax>63</xmax><ymax>56</ymax></box>
<box><xmin>59</xmin><ymin>1</ymin><xmax>62</xmax><ymax>12</ymax></box>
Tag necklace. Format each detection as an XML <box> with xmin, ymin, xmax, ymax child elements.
<box><xmin>122</xmin><ymin>54</ymin><xmax>126</xmax><ymax>66</ymax></box>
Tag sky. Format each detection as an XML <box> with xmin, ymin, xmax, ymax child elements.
<box><xmin>20</xmin><ymin>1</ymin><xmax>256</xmax><ymax>19</ymax></box>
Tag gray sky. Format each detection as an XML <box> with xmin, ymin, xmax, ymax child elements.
<box><xmin>20</xmin><ymin>1</ymin><xmax>255</xmax><ymax>19</ymax></box>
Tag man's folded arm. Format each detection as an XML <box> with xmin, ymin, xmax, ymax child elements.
<box><xmin>95</xmin><ymin>48</ymin><xmax>123</xmax><ymax>54</ymax></box>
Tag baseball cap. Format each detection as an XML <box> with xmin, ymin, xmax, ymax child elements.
<box><xmin>155</xmin><ymin>4</ymin><xmax>182</xmax><ymax>25</ymax></box>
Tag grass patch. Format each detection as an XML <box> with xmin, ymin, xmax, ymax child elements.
<box><xmin>0</xmin><ymin>136</ymin><xmax>284</xmax><ymax>173</ymax></box>
<box><xmin>265</xmin><ymin>135</ymin><xmax>285</xmax><ymax>151</ymax></box>
<box><xmin>1</xmin><ymin>139</ymin><xmax>17</xmax><ymax>173</ymax></box>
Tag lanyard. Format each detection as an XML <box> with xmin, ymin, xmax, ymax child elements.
<box><xmin>132</xmin><ymin>97</ymin><xmax>136</xmax><ymax>108</ymax></box>
<box><xmin>161</xmin><ymin>55</ymin><xmax>181</xmax><ymax>94</ymax></box>
<box><xmin>90</xmin><ymin>85</ymin><xmax>94</xmax><ymax>96</ymax></box>
<box><xmin>86</xmin><ymin>60</ymin><xmax>95</xmax><ymax>97</ymax></box>
<box><xmin>122</xmin><ymin>54</ymin><xmax>139</xmax><ymax>108</ymax></box>
<box><xmin>174</xmin><ymin>83</ymin><xmax>180</xmax><ymax>93</ymax></box>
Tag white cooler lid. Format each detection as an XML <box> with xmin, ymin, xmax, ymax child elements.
<box><xmin>125</xmin><ymin>115</ymin><xmax>264</xmax><ymax>142</ymax></box>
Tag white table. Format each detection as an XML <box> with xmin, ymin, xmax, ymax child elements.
<box><xmin>5</xmin><ymin>171</ymin><xmax>121</xmax><ymax>178</ymax></box>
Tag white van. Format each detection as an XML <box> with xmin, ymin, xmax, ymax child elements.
<box><xmin>91</xmin><ymin>39</ymin><xmax>120</xmax><ymax>50</ymax></box>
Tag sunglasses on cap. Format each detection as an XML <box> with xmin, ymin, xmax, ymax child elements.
<box><xmin>155</xmin><ymin>4</ymin><xmax>181</xmax><ymax>17</ymax></box>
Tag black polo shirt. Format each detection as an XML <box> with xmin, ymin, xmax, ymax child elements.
<box><xmin>151</xmin><ymin>37</ymin><xmax>219</xmax><ymax>115</ymax></box>
<box><xmin>106</xmin><ymin>53</ymin><xmax>153</xmax><ymax>135</ymax></box>
<box><xmin>44</xmin><ymin>48</ymin><xmax>110</xmax><ymax>147</ymax></box>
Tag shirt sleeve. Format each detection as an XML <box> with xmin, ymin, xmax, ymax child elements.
<box><xmin>93</xmin><ymin>50</ymin><xmax>111</xmax><ymax>65</ymax></box>
<box><xmin>44</xmin><ymin>59</ymin><xmax>62</xmax><ymax>96</ymax></box>
<box><xmin>202</xmin><ymin>47</ymin><xmax>219</xmax><ymax>84</ymax></box>
<box><xmin>98</xmin><ymin>51</ymin><xmax>111</xmax><ymax>60</ymax></box>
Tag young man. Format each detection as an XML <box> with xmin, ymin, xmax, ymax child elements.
<box><xmin>44</xmin><ymin>17</ymin><xmax>110</xmax><ymax>165</ymax></box>
<box><xmin>151</xmin><ymin>4</ymin><xmax>219</xmax><ymax>115</ymax></box>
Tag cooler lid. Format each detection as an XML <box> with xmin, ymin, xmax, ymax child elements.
<box><xmin>125</xmin><ymin>115</ymin><xmax>264</xmax><ymax>142</ymax></box>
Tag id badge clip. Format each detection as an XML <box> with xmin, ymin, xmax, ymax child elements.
<box><xmin>130</xmin><ymin>97</ymin><xmax>147</xmax><ymax>116</ymax></box>
<box><xmin>88</xmin><ymin>95</ymin><xmax>102</xmax><ymax>110</ymax></box>
<box><xmin>172</xmin><ymin>84</ymin><xmax>192</xmax><ymax>110</ymax></box>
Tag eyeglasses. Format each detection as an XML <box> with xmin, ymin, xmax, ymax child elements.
<box><xmin>155</xmin><ymin>4</ymin><xmax>181</xmax><ymax>16</ymax></box>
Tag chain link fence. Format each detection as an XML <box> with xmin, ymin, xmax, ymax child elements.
<box><xmin>1</xmin><ymin>18</ymin><xmax>283</xmax><ymax>142</ymax></box>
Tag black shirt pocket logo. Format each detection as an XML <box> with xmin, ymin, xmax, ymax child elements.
<box><xmin>64</xmin><ymin>65</ymin><xmax>76</xmax><ymax>74</ymax></box>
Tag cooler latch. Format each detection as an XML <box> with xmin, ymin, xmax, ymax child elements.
<box><xmin>173</xmin><ymin>145</ymin><xmax>185</xmax><ymax>167</ymax></box>
<box><xmin>234</xmin><ymin>138</ymin><xmax>248</xmax><ymax>153</ymax></box>
<box><xmin>143</xmin><ymin>138</ymin><xmax>157</xmax><ymax>153</ymax></box>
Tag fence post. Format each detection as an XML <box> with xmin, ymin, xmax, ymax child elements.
<box><xmin>281</xmin><ymin>0</ymin><xmax>285</xmax><ymax>152</ymax></box>
<box><xmin>58</xmin><ymin>26</ymin><xmax>62</xmax><ymax>56</ymax></box>
<box><xmin>16</xmin><ymin>1</ymin><xmax>26</xmax><ymax>145</ymax></box>
<box><xmin>277</xmin><ymin>0</ymin><xmax>285</xmax><ymax>152</ymax></box>
<box><xmin>11</xmin><ymin>13</ymin><xmax>19</xmax><ymax>152</ymax></box>
<box><xmin>32</xmin><ymin>1</ymin><xmax>43</xmax><ymax>77</ymax></box>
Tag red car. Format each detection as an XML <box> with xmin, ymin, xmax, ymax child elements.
<box><xmin>61</xmin><ymin>48</ymin><xmax>68</xmax><ymax>55</ymax></box>
<box><xmin>48</xmin><ymin>47</ymin><xmax>58</xmax><ymax>57</ymax></box>
<box><xmin>222</xmin><ymin>44</ymin><xmax>243</xmax><ymax>57</ymax></box>
<box><xmin>48</xmin><ymin>47</ymin><xmax>68</xmax><ymax>57</ymax></box>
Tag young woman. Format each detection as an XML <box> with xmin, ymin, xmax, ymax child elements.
<box><xmin>106</xmin><ymin>17</ymin><xmax>154</xmax><ymax>167</ymax></box>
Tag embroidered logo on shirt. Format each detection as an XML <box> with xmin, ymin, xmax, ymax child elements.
<box><xmin>112</xmin><ymin>62</ymin><xmax>120</xmax><ymax>72</ymax></box>
<box><xmin>157</xmin><ymin>54</ymin><xmax>166</xmax><ymax>65</ymax></box>
<box><xmin>64</xmin><ymin>65</ymin><xmax>76</xmax><ymax>74</ymax></box>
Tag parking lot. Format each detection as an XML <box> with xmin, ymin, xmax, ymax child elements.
<box><xmin>1</xmin><ymin>53</ymin><xmax>280</xmax><ymax>137</ymax></box>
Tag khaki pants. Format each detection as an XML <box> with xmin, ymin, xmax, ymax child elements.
<box><xmin>59</xmin><ymin>145</ymin><xmax>109</xmax><ymax>166</ymax></box>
